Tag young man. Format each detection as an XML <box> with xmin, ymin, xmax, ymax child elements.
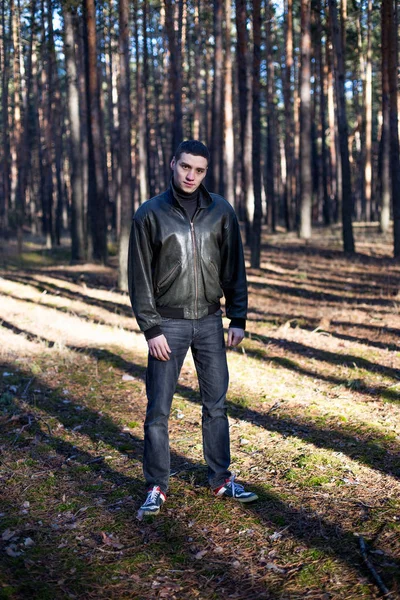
<box><xmin>128</xmin><ymin>140</ymin><xmax>257</xmax><ymax>515</ymax></box>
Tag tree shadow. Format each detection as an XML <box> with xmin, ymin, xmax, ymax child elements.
<box><xmin>248</xmin><ymin>279</ymin><xmax>396</xmax><ymax>308</ymax></box>
<box><xmin>1</xmin><ymin>273</ymin><xmax>133</xmax><ymax>318</ymax></box>
<box><xmin>1</xmin><ymin>360</ymin><xmax>399</xmax><ymax>598</ymax></box>
<box><xmin>249</xmin><ymin>268</ymin><xmax>398</xmax><ymax>297</ymax></box>
<box><xmin>0</xmin><ymin>367</ymin><xmax>272</xmax><ymax>600</ymax></box>
<box><xmin>244</xmin><ymin>331</ymin><xmax>400</xmax><ymax>382</ymax></box>
<box><xmin>0</xmin><ymin>289</ymin><xmax>139</xmax><ymax>332</ymax></box>
<box><xmin>259</xmin><ymin>242</ymin><xmax>399</xmax><ymax>266</ymax></box>
<box><xmin>1</xmin><ymin>318</ymin><xmax>399</xmax><ymax>481</ymax></box>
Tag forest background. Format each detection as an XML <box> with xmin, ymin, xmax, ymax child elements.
<box><xmin>1</xmin><ymin>1</ymin><xmax>400</xmax><ymax>598</ymax></box>
<box><xmin>1</xmin><ymin>0</ymin><xmax>400</xmax><ymax>287</ymax></box>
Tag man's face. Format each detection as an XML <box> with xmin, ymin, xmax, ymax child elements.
<box><xmin>170</xmin><ymin>152</ymin><xmax>208</xmax><ymax>193</ymax></box>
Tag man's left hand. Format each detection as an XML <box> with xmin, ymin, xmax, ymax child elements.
<box><xmin>227</xmin><ymin>327</ymin><xmax>245</xmax><ymax>347</ymax></box>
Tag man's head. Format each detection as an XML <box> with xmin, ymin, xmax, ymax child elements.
<box><xmin>170</xmin><ymin>140</ymin><xmax>209</xmax><ymax>193</ymax></box>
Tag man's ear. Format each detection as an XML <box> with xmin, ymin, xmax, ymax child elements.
<box><xmin>170</xmin><ymin>157</ymin><xmax>176</xmax><ymax>170</ymax></box>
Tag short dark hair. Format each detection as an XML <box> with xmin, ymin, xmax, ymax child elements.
<box><xmin>174</xmin><ymin>140</ymin><xmax>210</xmax><ymax>164</ymax></box>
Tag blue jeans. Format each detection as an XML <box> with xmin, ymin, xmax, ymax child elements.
<box><xmin>144</xmin><ymin>310</ymin><xmax>231</xmax><ymax>492</ymax></box>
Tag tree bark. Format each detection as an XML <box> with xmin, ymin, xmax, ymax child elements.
<box><xmin>223</xmin><ymin>0</ymin><xmax>234</xmax><ymax>205</ymax></box>
<box><xmin>83</xmin><ymin>0</ymin><xmax>108</xmax><ymax>262</ymax></box>
<box><xmin>134</xmin><ymin>0</ymin><xmax>149</xmax><ymax>204</ymax></box>
<box><xmin>1</xmin><ymin>0</ymin><xmax>11</xmax><ymax>233</ymax></box>
<box><xmin>299</xmin><ymin>0</ymin><xmax>312</xmax><ymax>239</ymax></box>
<box><xmin>316</xmin><ymin>0</ymin><xmax>330</xmax><ymax>225</ymax></box>
<box><xmin>384</xmin><ymin>0</ymin><xmax>400</xmax><ymax>256</ymax></box>
<box><xmin>328</xmin><ymin>0</ymin><xmax>355</xmax><ymax>253</ymax></box>
<box><xmin>283</xmin><ymin>0</ymin><xmax>294</xmax><ymax>231</ymax></box>
<box><xmin>235</xmin><ymin>0</ymin><xmax>253</xmax><ymax>241</ymax></box>
<box><xmin>117</xmin><ymin>0</ymin><xmax>133</xmax><ymax>290</ymax></box>
<box><xmin>265</xmin><ymin>0</ymin><xmax>276</xmax><ymax>232</ymax></box>
<box><xmin>364</xmin><ymin>0</ymin><xmax>372</xmax><ymax>221</ymax></box>
<box><xmin>380</xmin><ymin>0</ymin><xmax>391</xmax><ymax>233</ymax></box>
<box><xmin>211</xmin><ymin>0</ymin><xmax>223</xmax><ymax>193</ymax></box>
<box><xmin>164</xmin><ymin>0</ymin><xmax>183</xmax><ymax>155</ymax></box>
<box><xmin>62</xmin><ymin>1</ymin><xmax>85</xmax><ymax>261</ymax></box>
<box><xmin>10</xmin><ymin>0</ymin><xmax>23</xmax><ymax>251</ymax></box>
<box><xmin>251</xmin><ymin>0</ymin><xmax>262</xmax><ymax>267</ymax></box>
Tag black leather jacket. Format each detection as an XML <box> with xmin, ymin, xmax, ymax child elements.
<box><xmin>128</xmin><ymin>183</ymin><xmax>247</xmax><ymax>338</ymax></box>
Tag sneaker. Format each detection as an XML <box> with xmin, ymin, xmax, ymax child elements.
<box><xmin>213</xmin><ymin>475</ymin><xmax>258</xmax><ymax>503</ymax></box>
<box><xmin>139</xmin><ymin>485</ymin><xmax>166</xmax><ymax>515</ymax></box>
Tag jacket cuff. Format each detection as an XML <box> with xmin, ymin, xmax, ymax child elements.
<box><xmin>144</xmin><ymin>325</ymin><xmax>163</xmax><ymax>340</ymax></box>
<box><xmin>229</xmin><ymin>318</ymin><xmax>246</xmax><ymax>330</ymax></box>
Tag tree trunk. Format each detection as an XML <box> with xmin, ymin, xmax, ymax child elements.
<box><xmin>38</xmin><ymin>0</ymin><xmax>54</xmax><ymax>248</ymax></box>
<box><xmin>62</xmin><ymin>1</ymin><xmax>85</xmax><ymax>261</ymax></box>
<box><xmin>364</xmin><ymin>0</ymin><xmax>372</xmax><ymax>222</ymax></box>
<box><xmin>251</xmin><ymin>0</ymin><xmax>262</xmax><ymax>267</ymax></box>
<box><xmin>265</xmin><ymin>0</ymin><xmax>276</xmax><ymax>232</ymax></box>
<box><xmin>316</xmin><ymin>0</ymin><xmax>330</xmax><ymax>225</ymax></box>
<box><xmin>16</xmin><ymin>0</ymin><xmax>36</xmax><ymax>239</ymax></box>
<box><xmin>83</xmin><ymin>0</ymin><xmax>108</xmax><ymax>262</ymax></box>
<box><xmin>328</xmin><ymin>0</ymin><xmax>355</xmax><ymax>254</ymax></box>
<box><xmin>10</xmin><ymin>0</ymin><xmax>23</xmax><ymax>251</ymax></box>
<box><xmin>283</xmin><ymin>0</ymin><xmax>294</xmax><ymax>231</ymax></box>
<box><xmin>1</xmin><ymin>0</ymin><xmax>11</xmax><ymax>233</ymax></box>
<box><xmin>380</xmin><ymin>0</ymin><xmax>391</xmax><ymax>233</ymax></box>
<box><xmin>164</xmin><ymin>0</ymin><xmax>183</xmax><ymax>155</ymax></box>
<box><xmin>299</xmin><ymin>0</ymin><xmax>312</xmax><ymax>239</ymax></box>
<box><xmin>47</xmin><ymin>0</ymin><xmax>63</xmax><ymax>246</ymax></box>
<box><xmin>223</xmin><ymin>0</ymin><xmax>234</xmax><ymax>205</ymax></box>
<box><xmin>117</xmin><ymin>0</ymin><xmax>133</xmax><ymax>290</ymax></box>
<box><xmin>211</xmin><ymin>0</ymin><xmax>223</xmax><ymax>193</ymax></box>
<box><xmin>134</xmin><ymin>0</ymin><xmax>149</xmax><ymax>204</ymax></box>
<box><xmin>384</xmin><ymin>0</ymin><xmax>400</xmax><ymax>256</ymax></box>
<box><xmin>235</xmin><ymin>0</ymin><xmax>253</xmax><ymax>241</ymax></box>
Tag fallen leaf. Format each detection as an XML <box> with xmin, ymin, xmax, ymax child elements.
<box><xmin>101</xmin><ymin>531</ymin><xmax>124</xmax><ymax>549</ymax></box>
<box><xmin>194</xmin><ymin>550</ymin><xmax>207</xmax><ymax>560</ymax></box>
<box><xmin>5</xmin><ymin>544</ymin><xmax>21</xmax><ymax>557</ymax></box>
<box><xmin>265</xmin><ymin>562</ymin><xmax>286</xmax><ymax>574</ymax></box>
<box><xmin>24</xmin><ymin>538</ymin><xmax>34</xmax><ymax>547</ymax></box>
<box><xmin>2</xmin><ymin>529</ymin><xmax>18</xmax><ymax>542</ymax></box>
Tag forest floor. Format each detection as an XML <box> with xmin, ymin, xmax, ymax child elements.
<box><xmin>0</xmin><ymin>224</ymin><xmax>399</xmax><ymax>600</ymax></box>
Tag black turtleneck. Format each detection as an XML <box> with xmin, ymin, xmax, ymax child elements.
<box><xmin>172</xmin><ymin>179</ymin><xmax>199</xmax><ymax>221</ymax></box>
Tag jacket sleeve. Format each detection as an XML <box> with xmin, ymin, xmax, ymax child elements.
<box><xmin>128</xmin><ymin>217</ymin><xmax>162</xmax><ymax>338</ymax></box>
<box><xmin>220</xmin><ymin>211</ymin><xmax>248</xmax><ymax>326</ymax></box>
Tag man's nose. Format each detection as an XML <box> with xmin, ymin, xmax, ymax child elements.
<box><xmin>186</xmin><ymin>170</ymin><xmax>195</xmax><ymax>180</ymax></box>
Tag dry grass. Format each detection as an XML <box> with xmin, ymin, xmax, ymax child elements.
<box><xmin>0</xmin><ymin>226</ymin><xmax>399</xmax><ymax>599</ymax></box>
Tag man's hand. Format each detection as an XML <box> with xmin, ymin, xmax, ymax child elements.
<box><xmin>227</xmin><ymin>327</ymin><xmax>245</xmax><ymax>347</ymax></box>
<box><xmin>148</xmin><ymin>334</ymin><xmax>171</xmax><ymax>361</ymax></box>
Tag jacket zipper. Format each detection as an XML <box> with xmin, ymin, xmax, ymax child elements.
<box><xmin>190</xmin><ymin>220</ymin><xmax>198</xmax><ymax>319</ymax></box>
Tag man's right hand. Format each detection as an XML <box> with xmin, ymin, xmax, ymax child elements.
<box><xmin>147</xmin><ymin>334</ymin><xmax>171</xmax><ymax>361</ymax></box>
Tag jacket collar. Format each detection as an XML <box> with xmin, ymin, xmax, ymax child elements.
<box><xmin>168</xmin><ymin>181</ymin><xmax>213</xmax><ymax>209</ymax></box>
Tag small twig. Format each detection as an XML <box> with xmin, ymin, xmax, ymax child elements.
<box><xmin>22</xmin><ymin>377</ymin><xmax>34</xmax><ymax>399</ymax></box>
<box><xmin>11</xmin><ymin>415</ymin><xmax>33</xmax><ymax>446</ymax></box>
<box><xmin>266</xmin><ymin>401</ymin><xmax>282</xmax><ymax>414</ymax></box>
<box><xmin>97</xmin><ymin>547</ymin><xmax>124</xmax><ymax>555</ymax></box>
<box><xmin>358</xmin><ymin>536</ymin><xmax>393</xmax><ymax>598</ymax></box>
<box><xmin>0</xmin><ymin>458</ymin><xmax>16</xmax><ymax>473</ymax></box>
<box><xmin>85</xmin><ymin>456</ymin><xmax>105</xmax><ymax>465</ymax></box>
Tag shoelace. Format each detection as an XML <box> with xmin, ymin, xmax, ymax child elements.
<box><xmin>227</xmin><ymin>474</ymin><xmax>245</xmax><ymax>496</ymax></box>
<box><xmin>143</xmin><ymin>486</ymin><xmax>160</xmax><ymax>506</ymax></box>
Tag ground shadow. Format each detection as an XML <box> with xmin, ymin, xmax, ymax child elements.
<box><xmin>1</xmin><ymin>360</ymin><xmax>399</xmax><ymax>598</ymax></box>
<box><xmin>1</xmin><ymin>318</ymin><xmax>399</xmax><ymax>481</ymax></box>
